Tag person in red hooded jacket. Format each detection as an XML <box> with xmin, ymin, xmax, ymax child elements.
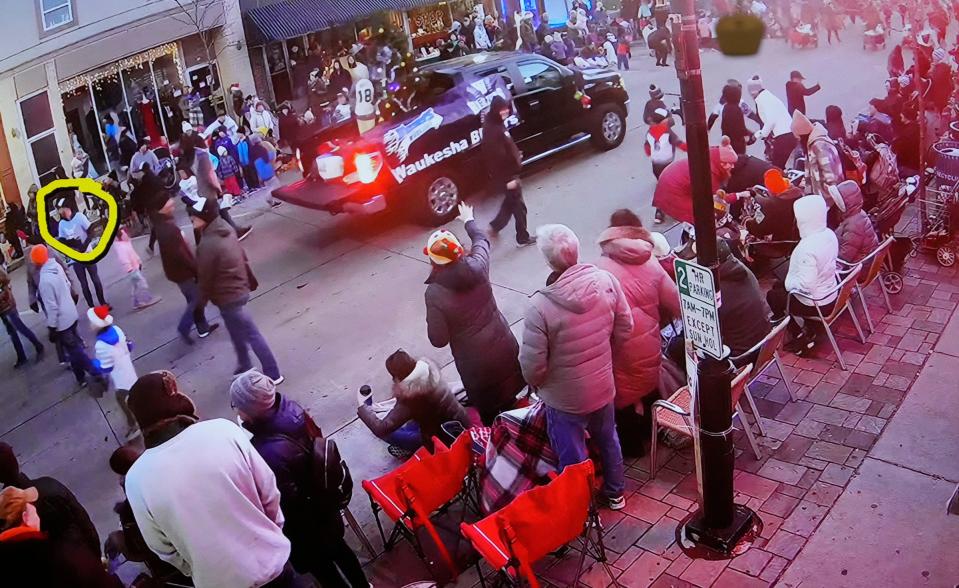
<box><xmin>651</xmin><ymin>136</ymin><xmax>738</xmax><ymax>224</ymax></box>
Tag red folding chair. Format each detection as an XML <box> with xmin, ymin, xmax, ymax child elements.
<box><xmin>460</xmin><ymin>461</ymin><xmax>621</xmax><ymax>588</ymax></box>
<box><xmin>362</xmin><ymin>433</ymin><xmax>479</xmax><ymax>582</ymax></box>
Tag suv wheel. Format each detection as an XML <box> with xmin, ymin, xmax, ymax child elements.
<box><xmin>416</xmin><ymin>172</ymin><xmax>461</xmax><ymax>226</ymax></box>
<box><xmin>591</xmin><ymin>104</ymin><xmax>626</xmax><ymax>151</ymax></box>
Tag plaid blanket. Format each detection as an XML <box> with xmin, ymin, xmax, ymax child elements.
<box><xmin>479</xmin><ymin>402</ymin><xmax>604</xmax><ymax>514</ymax></box>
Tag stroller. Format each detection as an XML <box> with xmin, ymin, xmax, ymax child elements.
<box><xmin>868</xmin><ymin>177</ymin><xmax>914</xmax><ymax>294</ymax></box>
<box><xmin>788</xmin><ymin>24</ymin><xmax>818</xmax><ymax>49</ymax></box>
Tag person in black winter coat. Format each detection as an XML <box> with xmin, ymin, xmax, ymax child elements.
<box><xmin>715</xmin><ymin>240</ymin><xmax>771</xmax><ymax>363</ymax></box>
<box><xmin>785</xmin><ymin>71</ymin><xmax>821</xmax><ymax>115</ymax></box>
<box><xmin>0</xmin><ymin>442</ymin><xmax>101</xmax><ymax>561</ymax></box>
<box><xmin>643</xmin><ymin>84</ymin><xmax>668</xmax><ymax>124</ymax></box>
<box><xmin>484</xmin><ymin>95</ymin><xmax>534</xmax><ymax>245</ymax></box>
<box><xmin>424</xmin><ymin>206</ymin><xmax>526</xmax><ymax>425</ymax></box>
<box><xmin>231</xmin><ymin>370</ymin><xmax>368</xmax><ymax>588</ymax></box>
<box><xmin>725</xmin><ymin>154</ymin><xmax>774</xmax><ymax>195</ymax></box>
<box><xmin>743</xmin><ymin>169</ymin><xmax>802</xmax><ymax>243</ymax></box>
<box><xmin>151</xmin><ymin>193</ymin><xmax>217</xmax><ymax>343</ymax></box>
<box><xmin>720</xmin><ymin>83</ymin><xmax>753</xmax><ymax>155</ymax></box>
<box><xmin>648</xmin><ymin>25</ymin><xmax>671</xmax><ymax>66</ymax></box>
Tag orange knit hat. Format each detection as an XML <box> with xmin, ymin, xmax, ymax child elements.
<box><xmin>424</xmin><ymin>230</ymin><xmax>464</xmax><ymax>265</ymax></box>
<box><xmin>29</xmin><ymin>244</ymin><xmax>49</xmax><ymax>266</ymax></box>
<box><xmin>763</xmin><ymin>168</ymin><xmax>791</xmax><ymax>196</ymax></box>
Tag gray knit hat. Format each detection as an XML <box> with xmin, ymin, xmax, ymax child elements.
<box><xmin>230</xmin><ymin>369</ymin><xmax>276</xmax><ymax>418</ymax></box>
<box><xmin>649</xmin><ymin>84</ymin><xmax>664</xmax><ymax>100</ymax></box>
<box><xmin>746</xmin><ymin>75</ymin><xmax>764</xmax><ymax>94</ymax></box>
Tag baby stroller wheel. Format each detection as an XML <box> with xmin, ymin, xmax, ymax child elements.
<box><xmin>881</xmin><ymin>271</ymin><xmax>903</xmax><ymax>294</ymax></box>
<box><xmin>936</xmin><ymin>246</ymin><xmax>956</xmax><ymax>267</ymax></box>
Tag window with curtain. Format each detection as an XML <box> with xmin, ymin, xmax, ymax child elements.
<box><xmin>40</xmin><ymin>0</ymin><xmax>73</xmax><ymax>32</ymax></box>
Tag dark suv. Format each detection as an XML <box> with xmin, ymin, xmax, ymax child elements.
<box><xmin>274</xmin><ymin>51</ymin><xmax>630</xmax><ymax>225</ymax></box>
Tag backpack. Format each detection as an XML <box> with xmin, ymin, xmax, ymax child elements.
<box><xmin>310</xmin><ymin>436</ymin><xmax>353</xmax><ymax>510</ymax></box>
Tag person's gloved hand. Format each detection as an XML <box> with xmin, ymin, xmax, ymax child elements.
<box><xmin>30</xmin><ymin>302</ymin><xmax>39</xmax><ymax>313</ymax></box>
<box><xmin>357</xmin><ymin>385</ymin><xmax>373</xmax><ymax>408</ymax></box>
<box><xmin>47</xmin><ymin>327</ymin><xmax>58</xmax><ymax>343</ymax></box>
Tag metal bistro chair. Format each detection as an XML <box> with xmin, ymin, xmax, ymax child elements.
<box><xmin>730</xmin><ymin>318</ymin><xmax>796</xmax><ymax>438</ymax></box>
<box><xmin>838</xmin><ymin>237</ymin><xmax>896</xmax><ymax>333</ymax></box>
<box><xmin>787</xmin><ymin>264</ymin><xmax>865</xmax><ymax>371</ymax></box>
<box><xmin>650</xmin><ymin>365</ymin><xmax>755</xmax><ymax>480</ymax></box>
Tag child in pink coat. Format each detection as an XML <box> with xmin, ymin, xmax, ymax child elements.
<box><xmin>114</xmin><ymin>228</ymin><xmax>161</xmax><ymax>310</ymax></box>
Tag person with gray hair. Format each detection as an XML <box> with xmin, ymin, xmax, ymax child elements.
<box><xmin>520</xmin><ymin>224</ymin><xmax>633</xmax><ymax>510</ymax></box>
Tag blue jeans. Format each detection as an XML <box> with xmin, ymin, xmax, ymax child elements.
<box><xmin>219</xmin><ymin>295</ymin><xmax>280</xmax><ymax>380</ymax></box>
<box><xmin>176</xmin><ymin>280</ymin><xmax>210</xmax><ymax>336</ymax></box>
<box><xmin>386</xmin><ymin>421</ymin><xmax>422</xmax><ymax>451</ymax></box>
<box><xmin>56</xmin><ymin>322</ymin><xmax>95</xmax><ymax>384</ymax></box>
<box><xmin>546</xmin><ymin>402</ymin><xmax>625</xmax><ymax>499</ymax></box>
<box><xmin>2</xmin><ymin>310</ymin><xmax>43</xmax><ymax>362</ymax></box>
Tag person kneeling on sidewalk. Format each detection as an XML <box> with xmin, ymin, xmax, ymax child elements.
<box><xmin>520</xmin><ymin>224</ymin><xmax>633</xmax><ymax>511</ymax></box>
<box><xmin>357</xmin><ymin>349</ymin><xmax>469</xmax><ymax>456</ymax></box>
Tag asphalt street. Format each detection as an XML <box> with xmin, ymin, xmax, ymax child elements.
<box><xmin>0</xmin><ymin>27</ymin><xmax>890</xmax><ymax>565</ymax></box>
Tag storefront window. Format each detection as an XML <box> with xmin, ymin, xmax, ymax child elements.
<box><xmin>61</xmin><ymin>83</ymin><xmax>108</xmax><ymax>175</ymax></box>
<box><xmin>186</xmin><ymin>62</ymin><xmax>219</xmax><ymax>124</ymax></box>
<box><xmin>152</xmin><ymin>53</ymin><xmax>185</xmax><ymax>144</ymax></box>
<box><xmin>409</xmin><ymin>5</ymin><xmax>453</xmax><ymax>60</ymax></box>
<box><xmin>267</xmin><ymin>42</ymin><xmax>292</xmax><ymax>105</ymax></box>
<box><xmin>121</xmin><ymin>62</ymin><xmax>165</xmax><ymax>147</ymax></box>
<box><xmin>18</xmin><ymin>91</ymin><xmax>63</xmax><ymax>185</ymax></box>
<box><xmin>92</xmin><ymin>75</ymin><xmax>132</xmax><ymax>172</ymax></box>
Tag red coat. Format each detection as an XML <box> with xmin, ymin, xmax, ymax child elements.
<box><xmin>652</xmin><ymin>147</ymin><xmax>730</xmax><ymax>224</ymax></box>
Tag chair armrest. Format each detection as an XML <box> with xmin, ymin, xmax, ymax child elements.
<box><xmin>653</xmin><ymin>399</ymin><xmax>690</xmax><ymax>417</ymax></box>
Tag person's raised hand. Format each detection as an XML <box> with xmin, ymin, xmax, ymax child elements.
<box><xmin>457</xmin><ymin>202</ymin><xmax>475</xmax><ymax>223</ymax></box>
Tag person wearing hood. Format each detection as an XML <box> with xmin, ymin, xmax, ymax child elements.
<box><xmin>358</xmin><ymin>349</ymin><xmax>469</xmax><ymax>452</ymax></box>
<box><xmin>520</xmin><ymin>224</ymin><xmax>633</xmax><ymax>510</ymax></box>
<box><xmin>766</xmin><ymin>195</ymin><xmax>839</xmax><ymax>353</ymax></box>
<box><xmin>719</xmin><ymin>82</ymin><xmax>753</xmax><ymax>154</ymax></box>
<box><xmin>232</xmin><ymin>370</ymin><xmax>368</xmax><ymax>588</ymax></box>
<box><xmin>596</xmin><ymin>210</ymin><xmax>680</xmax><ymax>457</ymax></box>
<box><xmin>124</xmin><ymin>371</ymin><xmax>294</xmax><ymax>588</ymax></box>
<box><xmin>87</xmin><ymin>305</ymin><xmax>139</xmax><ymax>437</ymax></box>
<box><xmin>484</xmin><ymin>96</ymin><xmax>535</xmax><ymax>246</ymax></box>
<box><xmin>425</xmin><ymin>203</ymin><xmax>526</xmax><ymax>425</ymax></box>
<box><xmin>0</xmin><ymin>486</ymin><xmax>122</xmax><ymax>588</ymax></box>
<box><xmin>747</xmin><ymin>75</ymin><xmax>797</xmax><ymax>169</ymax></box>
<box><xmin>191</xmin><ymin>197</ymin><xmax>283</xmax><ymax>384</ymax></box>
<box><xmin>1</xmin><ymin>265</ymin><xmax>44</xmax><ymax>368</ymax></box>
<box><xmin>652</xmin><ymin>137</ymin><xmax>738</xmax><ymax>224</ymax></box>
<box><xmin>791</xmin><ymin>110</ymin><xmax>844</xmax><ymax>203</ymax></box>
<box><xmin>832</xmin><ymin>180</ymin><xmax>879</xmax><ymax>263</ymax></box>
<box><xmin>32</xmin><ymin>245</ymin><xmax>99</xmax><ymax>387</ymax></box>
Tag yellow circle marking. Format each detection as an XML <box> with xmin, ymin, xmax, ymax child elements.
<box><xmin>36</xmin><ymin>178</ymin><xmax>119</xmax><ymax>264</ymax></box>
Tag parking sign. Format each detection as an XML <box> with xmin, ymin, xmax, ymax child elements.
<box><xmin>674</xmin><ymin>258</ymin><xmax>724</xmax><ymax>359</ymax></box>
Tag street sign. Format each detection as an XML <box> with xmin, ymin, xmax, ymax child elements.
<box><xmin>674</xmin><ymin>258</ymin><xmax>723</xmax><ymax>359</ymax></box>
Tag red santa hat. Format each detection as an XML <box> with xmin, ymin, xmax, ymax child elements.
<box><xmin>87</xmin><ymin>305</ymin><xmax>114</xmax><ymax>330</ymax></box>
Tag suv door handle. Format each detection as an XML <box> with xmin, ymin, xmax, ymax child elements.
<box><xmin>529</xmin><ymin>100</ymin><xmax>540</xmax><ymax>107</ymax></box>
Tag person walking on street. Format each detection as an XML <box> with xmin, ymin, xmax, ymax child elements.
<box><xmin>0</xmin><ymin>266</ymin><xmax>44</xmax><ymax>368</ymax></box>
<box><xmin>32</xmin><ymin>245</ymin><xmax>99</xmax><ymax>387</ymax></box>
<box><xmin>87</xmin><ymin>306</ymin><xmax>139</xmax><ymax>438</ymax></box>
<box><xmin>791</xmin><ymin>110</ymin><xmax>845</xmax><ymax>201</ymax></box>
<box><xmin>151</xmin><ymin>194</ymin><xmax>219</xmax><ymax>344</ymax></box>
<box><xmin>520</xmin><ymin>224</ymin><xmax>633</xmax><ymax>510</ymax></box>
<box><xmin>425</xmin><ymin>203</ymin><xmax>526</xmax><ymax>425</ymax></box>
<box><xmin>192</xmin><ymin>197</ymin><xmax>282</xmax><ymax>383</ymax></box>
<box><xmin>595</xmin><ymin>211</ymin><xmax>680</xmax><ymax>457</ymax></box>
<box><xmin>648</xmin><ymin>23</ymin><xmax>672</xmax><ymax>66</ymax></box>
<box><xmin>56</xmin><ymin>200</ymin><xmax>107</xmax><ymax>308</ymax></box>
<box><xmin>484</xmin><ymin>96</ymin><xmax>535</xmax><ymax>246</ymax></box>
<box><xmin>643</xmin><ymin>84</ymin><xmax>669</xmax><ymax>125</ymax></box>
<box><xmin>231</xmin><ymin>370</ymin><xmax>369</xmax><ymax>588</ymax></box>
<box><xmin>3</xmin><ymin>202</ymin><xmax>26</xmax><ymax>260</ymax></box>
<box><xmin>123</xmin><ymin>371</ymin><xmax>294</xmax><ymax>588</ymax></box>
<box><xmin>785</xmin><ymin>70</ymin><xmax>821</xmax><ymax>115</ymax></box>
<box><xmin>748</xmin><ymin>75</ymin><xmax>797</xmax><ymax>169</ymax></box>
<box><xmin>113</xmin><ymin>228</ymin><xmax>161</xmax><ymax>311</ymax></box>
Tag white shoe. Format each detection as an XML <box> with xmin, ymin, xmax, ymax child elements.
<box><xmin>272</xmin><ymin>375</ymin><xmax>285</xmax><ymax>385</ymax></box>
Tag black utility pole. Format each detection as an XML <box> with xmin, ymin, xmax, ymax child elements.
<box><xmin>672</xmin><ymin>0</ymin><xmax>757</xmax><ymax>554</ymax></box>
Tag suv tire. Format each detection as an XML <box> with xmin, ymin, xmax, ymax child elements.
<box><xmin>591</xmin><ymin>103</ymin><xmax>627</xmax><ymax>151</ymax></box>
<box><xmin>414</xmin><ymin>171</ymin><xmax>462</xmax><ymax>226</ymax></box>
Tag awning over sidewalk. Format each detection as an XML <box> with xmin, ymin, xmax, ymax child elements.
<box><xmin>244</xmin><ymin>0</ymin><xmax>441</xmax><ymax>45</ymax></box>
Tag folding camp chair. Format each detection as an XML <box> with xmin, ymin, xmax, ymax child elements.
<box><xmin>838</xmin><ymin>237</ymin><xmax>895</xmax><ymax>333</ymax></box>
<box><xmin>730</xmin><ymin>318</ymin><xmax>795</xmax><ymax>437</ymax></box>
<box><xmin>787</xmin><ymin>264</ymin><xmax>865</xmax><ymax>370</ymax></box>
<box><xmin>460</xmin><ymin>460</ymin><xmax>620</xmax><ymax>588</ymax></box>
<box><xmin>650</xmin><ymin>365</ymin><xmax>756</xmax><ymax>480</ymax></box>
<box><xmin>362</xmin><ymin>433</ymin><xmax>479</xmax><ymax>582</ymax></box>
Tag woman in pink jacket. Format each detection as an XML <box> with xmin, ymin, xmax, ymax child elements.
<box><xmin>113</xmin><ymin>228</ymin><xmax>161</xmax><ymax>311</ymax></box>
<box><xmin>596</xmin><ymin>210</ymin><xmax>681</xmax><ymax>457</ymax></box>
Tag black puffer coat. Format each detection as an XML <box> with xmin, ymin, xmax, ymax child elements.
<box><xmin>425</xmin><ymin>221</ymin><xmax>525</xmax><ymax>424</ymax></box>
<box><xmin>834</xmin><ymin>181</ymin><xmax>879</xmax><ymax>263</ymax></box>
<box><xmin>717</xmin><ymin>242</ymin><xmax>772</xmax><ymax>358</ymax></box>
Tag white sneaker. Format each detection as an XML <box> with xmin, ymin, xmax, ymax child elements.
<box><xmin>272</xmin><ymin>375</ymin><xmax>285</xmax><ymax>386</ymax></box>
<box><xmin>607</xmin><ymin>495</ymin><xmax>626</xmax><ymax>511</ymax></box>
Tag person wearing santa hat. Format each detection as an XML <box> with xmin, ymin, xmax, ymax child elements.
<box><xmin>424</xmin><ymin>202</ymin><xmax>525</xmax><ymax>425</ymax></box>
<box><xmin>87</xmin><ymin>305</ymin><xmax>138</xmax><ymax>437</ymax></box>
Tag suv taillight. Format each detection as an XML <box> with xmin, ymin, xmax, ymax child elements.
<box><xmin>354</xmin><ymin>152</ymin><xmax>383</xmax><ymax>184</ymax></box>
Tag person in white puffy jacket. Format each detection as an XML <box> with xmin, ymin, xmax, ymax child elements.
<box><xmin>766</xmin><ymin>195</ymin><xmax>839</xmax><ymax>354</ymax></box>
<box><xmin>88</xmin><ymin>305</ymin><xmax>139</xmax><ymax>436</ymax></box>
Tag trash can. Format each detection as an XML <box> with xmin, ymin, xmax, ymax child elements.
<box><xmin>933</xmin><ymin>141</ymin><xmax>959</xmax><ymax>185</ymax></box>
